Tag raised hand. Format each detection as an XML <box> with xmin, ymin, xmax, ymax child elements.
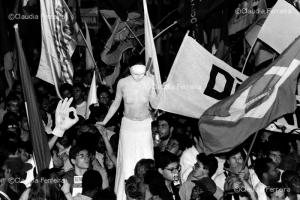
<box><xmin>52</xmin><ymin>98</ymin><xmax>79</xmax><ymax>137</ymax></box>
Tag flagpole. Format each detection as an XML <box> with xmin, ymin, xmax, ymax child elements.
<box><xmin>78</xmin><ymin>28</ymin><xmax>104</xmax><ymax>84</ymax></box>
<box><xmin>241</xmin><ymin>38</ymin><xmax>257</xmax><ymax>74</ymax></box>
<box><xmin>124</xmin><ymin>22</ymin><xmax>144</xmax><ymax>48</ymax></box>
<box><xmin>154</xmin><ymin>8</ymin><xmax>178</xmax><ymax>29</ymax></box>
<box><xmin>241</xmin><ymin>131</ymin><xmax>259</xmax><ymax>170</ymax></box>
<box><xmin>61</xmin><ymin>0</ymin><xmax>104</xmax><ymax>84</ymax></box>
<box><xmin>139</xmin><ymin>21</ymin><xmax>178</xmax><ymax>54</ymax></box>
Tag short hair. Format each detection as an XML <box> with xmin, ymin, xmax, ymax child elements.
<box><xmin>224</xmin><ymin>147</ymin><xmax>246</xmax><ymax>169</ymax></box>
<box><xmin>97</xmin><ymin>85</ymin><xmax>111</xmax><ymax>98</ymax></box>
<box><xmin>5</xmin><ymin>92</ymin><xmax>19</xmax><ymax>107</ymax></box>
<box><xmin>125</xmin><ymin>175</ymin><xmax>144</xmax><ymax>200</ymax></box>
<box><xmin>69</xmin><ymin>145</ymin><xmax>89</xmax><ymax>163</ymax></box>
<box><xmin>134</xmin><ymin>159</ymin><xmax>155</xmax><ymax>180</ymax></box>
<box><xmin>169</xmin><ymin>134</ymin><xmax>187</xmax><ymax>151</ymax></box>
<box><xmin>155</xmin><ymin>151</ymin><xmax>178</xmax><ymax>169</ymax></box>
<box><xmin>144</xmin><ymin>170</ymin><xmax>171</xmax><ymax>199</ymax></box>
<box><xmin>156</xmin><ymin>114</ymin><xmax>174</xmax><ymax>128</ymax></box>
<box><xmin>82</xmin><ymin>170</ymin><xmax>102</xmax><ymax>194</ymax></box>
<box><xmin>254</xmin><ymin>158</ymin><xmax>273</xmax><ymax>181</ymax></box>
<box><xmin>196</xmin><ymin>153</ymin><xmax>218</xmax><ymax>177</ymax></box>
<box><xmin>72</xmin><ymin>83</ymin><xmax>86</xmax><ymax>92</ymax></box>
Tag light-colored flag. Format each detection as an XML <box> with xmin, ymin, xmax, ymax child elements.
<box><xmin>84</xmin><ymin>22</ymin><xmax>94</xmax><ymax>70</ymax></box>
<box><xmin>158</xmin><ymin>34</ymin><xmax>248</xmax><ymax>118</ymax></box>
<box><xmin>85</xmin><ymin>71</ymin><xmax>98</xmax><ymax>119</ymax></box>
<box><xmin>143</xmin><ymin>0</ymin><xmax>162</xmax><ymax>91</ymax></box>
<box><xmin>258</xmin><ymin>0</ymin><xmax>300</xmax><ymax>54</ymax></box>
<box><xmin>199</xmin><ymin>36</ymin><xmax>300</xmax><ymax>155</ymax></box>
<box><xmin>37</xmin><ymin>0</ymin><xmax>80</xmax><ymax>97</ymax></box>
<box><xmin>244</xmin><ymin>15</ymin><xmax>276</xmax><ymax>66</ymax></box>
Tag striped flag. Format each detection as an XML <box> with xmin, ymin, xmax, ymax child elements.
<box><xmin>85</xmin><ymin>71</ymin><xmax>97</xmax><ymax>119</ymax></box>
<box><xmin>143</xmin><ymin>0</ymin><xmax>162</xmax><ymax>91</ymax></box>
<box><xmin>199</xmin><ymin>36</ymin><xmax>300</xmax><ymax>155</ymax></box>
<box><xmin>37</xmin><ymin>0</ymin><xmax>80</xmax><ymax>97</ymax></box>
<box><xmin>14</xmin><ymin>25</ymin><xmax>51</xmax><ymax>172</ymax></box>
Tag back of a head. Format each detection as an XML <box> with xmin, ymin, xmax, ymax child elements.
<box><xmin>144</xmin><ymin>170</ymin><xmax>171</xmax><ymax>200</ymax></box>
<box><xmin>125</xmin><ymin>175</ymin><xmax>144</xmax><ymax>200</ymax></box>
<box><xmin>82</xmin><ymin>170</ymin><xmax>102</xmax><ymax>194</ymax></box>
<box><xmin>134</xmin><ymin>159</ymin><xmax>155</xmax><ymax>180</ymax></box>
<box><xmin>196</xmin><ymin>153</ymin><xmax>218</xmax><ymax>178</ymax></box>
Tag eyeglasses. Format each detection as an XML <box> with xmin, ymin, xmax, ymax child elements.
<box><xmin>165</xmin><ymin>165</ymin><xmax>181</xmax><ymax>173</ymax></box>
<box><xmin>76</xmin><ymin>153</ymin><xmax>90</xmax><ymax>159</ymax></box>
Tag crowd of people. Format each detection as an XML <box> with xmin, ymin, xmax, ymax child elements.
<box><xmin>1</xmin><ymin>0</ymin><xmax>300</xmax><ymax>200</ymax></box>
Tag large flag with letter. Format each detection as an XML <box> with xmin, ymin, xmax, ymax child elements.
<box><xmin>15</xmin><ymin>25</ymin><xmax>51</xmax><ymax>172</ymax></box>
<box><xmin>258</xmin><ymin>0</ymin><xmax>300</xmax><ymax>54</ymax></box>
<box><xmin>199</xmin><ymin>36</ymin><xmax>300</xmax><ymax>155</ymax></box>
<box><xmin>143</xmin><ymin>0</ymin><xmax>162</xmax><ymax>91</ymax></box>
<box><xmin>158</xmin><ymin>34</ymin><xmax>247</xmax><ymax>118</ymax></box>
<box><xmin>85</xmin><ymin>71</ymin><xmax>97</xmax><ymax>119</ymax></box>
<box><xmin>37</xmin><ymin>0</ymin><xmax>80</xmax><ymax>97</ymax></box>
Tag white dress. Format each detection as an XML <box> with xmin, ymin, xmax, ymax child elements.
<box><xmin>114</xmin><ymin>117</ymin><xmax>153</xmax><ymax>200</ymax></box>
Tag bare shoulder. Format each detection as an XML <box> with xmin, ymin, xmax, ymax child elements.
<box><xmin>117</xmin><ymin>77</ymin><xmax>128</xmax><ymax>87</ymax></box>
<box><xmin>144</xmin><ymin>76</ymin><xmax>155</xmax><ymax>85</ymax></box>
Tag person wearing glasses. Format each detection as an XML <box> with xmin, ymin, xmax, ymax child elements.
<box><xmin>63</xmin><ymin>145</ymin><xmax>91</xmax><ymax>195</ymax></box>
<box><xmin>155</xmin><ymin>151</ymin><xmax>182</xmax><ymax>200</ymax></box>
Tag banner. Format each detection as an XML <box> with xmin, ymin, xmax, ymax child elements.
<box><xmin>143</xmin><ymin>0</ymin><xmax>162</xmax><ymax>91</ymax></box>
<box><xmin>37</xmin><ymin>0</ymin><xmax>80</xmax><ymax>97</ymax></box>
<box><xmin>15</xmin><ymin>25</ymin><xmax>51</xmax><ymax>172</ymax></box>
<box><xmin>258</xmin><ymin>0</ymin><xmax>300</xmax><ymax>53</ymax></box>
<box><xmin>199</xmin><ymin>36</ymin><xmax>300</xmax><ymax>154</ymax></box>
<box><xmin>158</xmin><ymin>34</ymin><xmax>247</xmax><ymax>118</ymax></box>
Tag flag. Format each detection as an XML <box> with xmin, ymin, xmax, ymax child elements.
<box><xmin>143</xmin><ymin>0</ymin><xmax>162</xmax><ymax>91</ymax></box>
<box><xmin>244</xmin><ymin>15</ymin><xmax>275</xmax><ymax>66</ymax></box>
<box><xmin>228</xmin><ymin>0</ymin><xmax>267</xmax><ymax>35</ymax></box>
<box><xmin>85</xmin><ymin>71</ymin><xmax>97</xmax><ymax>119</ymax></box>
<box><xmin>258</xmin><ymin>0</ymin><xmax>300</xmax><ymax>54</ymax></box>
<box><xmin>158</xmin><ymin>34</ymin><xmax>247</xmax><ymax>118</ymax></box>
<box><xmin>84</xmin><ymin>22</ymin><xmax>94</xmax><ymax>70</ymax></box>
<box><xmin>199</xmin><ymin>36</ymin><xmax>300</xmax><ymax>155</ymax></box>
<box><xmin>37</xmin><ymin>0</ymin><xmax>80</xmax><ymax>97</ymax></box>
<box><xmin>14</xmin><ymin>25</ymin><xmax>51</xmax><ymax>172</ymax></box>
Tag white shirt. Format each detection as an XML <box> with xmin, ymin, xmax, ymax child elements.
<box><xmin>255</xmin><ymin>182</ymin><xmax>267</xmax><ymax>200</ymax></box>
<box><xmin>180</xmin><ymin>146</ymin><xmax>198</xmax><ymax>183</ymax></box>
<box><xmin>213</xmin><ymin>169</ymin><xmax>260</xmax><ymax>191</ymax></box>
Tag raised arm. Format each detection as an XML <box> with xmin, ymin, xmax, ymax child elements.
<box><xmin>48</xmin><ymin>98</ymin><xmax>79</xmax><ymax>150</ymax></box>
<box><xmin>99</xmin><ymin>79</ymin><xmax>123</xmax><ymax>126</ymax></box>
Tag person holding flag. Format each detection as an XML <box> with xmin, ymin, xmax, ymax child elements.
<box><xmin>97</xmin><ymin>59</ymin><xmax>161</xmax><ymax>200</ymax></box>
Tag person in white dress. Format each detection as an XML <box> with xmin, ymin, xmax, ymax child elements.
<box><xmin>97</xmin><ymin>64</ymin><xmax>160</xmax><ymax>200</ymax></box>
